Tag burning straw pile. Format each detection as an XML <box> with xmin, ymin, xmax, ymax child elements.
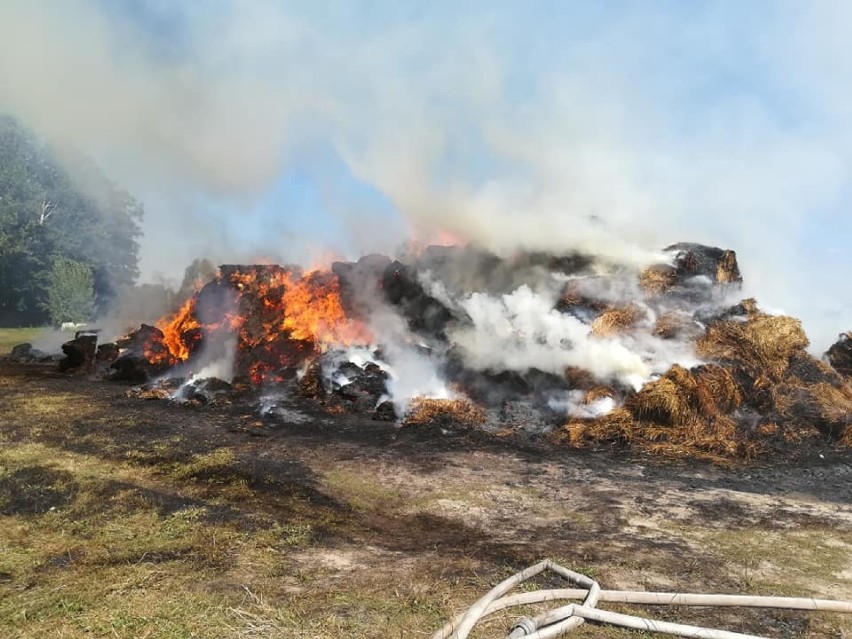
<box><xmin>557</xmin><ymin>302</ymin><xmax>852</xmax><ymax>464</ymax></box>
<box><xmin>31</xmin><ymin>240</ymin><xmax>852</xmax><ymax>464</ymax></box>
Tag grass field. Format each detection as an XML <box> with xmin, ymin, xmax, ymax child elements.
<box><xmin>0</xmin><ymin>362</ymin><xmax>850</xmax><ymax>638</ymax></box>
<box><xmin>0</xmin><ymin>327</ymin><xmax>46</xmax><ymax>355</ymax></box>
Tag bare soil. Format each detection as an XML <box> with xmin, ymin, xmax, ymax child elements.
<box><xmin>1</xmin><ymin>360</ymin><xmax>851</xmax><ymax>638</ymax></box>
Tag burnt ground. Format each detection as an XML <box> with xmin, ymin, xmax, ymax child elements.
<box><xmin>0</xmin><ymin>360</ymin><xmax>851</xmax><ymax>638</ymax></box>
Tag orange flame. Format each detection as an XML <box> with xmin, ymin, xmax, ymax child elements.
<box><xmin>280</xmin><ymin>271</ymin><xmax>371</xmax><ymax>347</ymax></box>
<box><xmin>150</xmin><ymin>267</ymin><xmax>370</xmax><ymax>379</ymax></box>
<box><xmin>157</xmin><ymin>297</ymin><xmax>201</xmax><ymax>362</ymax></box>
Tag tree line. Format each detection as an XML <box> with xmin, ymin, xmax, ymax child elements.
<box><xmin>0</xmin><ymin>116</ymin><xmax>143</xmax><ymax>326</ymax></box>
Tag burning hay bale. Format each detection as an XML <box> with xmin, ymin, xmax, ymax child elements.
<box><xmin>583</xmin><ymin>386</ymin><xmax>616</xmax><ymax>404</ymax></box>
<box><xmin>652</xmin><ymin>311</ymin><xmax>701</xmax><ymax>340</ymax></box>
<box><xmin>59</xmin><ymin>333</ymin><xmax>98</xmax><ymax>373</ymax></box>
<box><xmin>696</xmin><ymin>312</ymin><xmax>809</xmax><ymax>382</ymax></box>
<box><xmin>826</xmin><ymin>332</ymin><xmax>852</xmax><ymax>377</ymax></box>
<box><xmin>328</xmin><ymin>360</ymin><xmax>390</xmax><ymax>414</ymax></box>
<box><xmin>623</xmin><ymin>364</ymin><xmax>735</xmax><ymax>425</ymax></box>
<box><xmin>7</xmin><ymin>343</ymin><xmax>55</xmax><ymax>363</ymax></box>
<box><xmin>556</xmin><ymin>363</ymin><xmax>753</xmax><ymax>465</ymax></box>
<box><xmin>110</xmin><ymin>324</ymin><xmax>174</xmax><ymax>381</ymax></box>
<box><xmin>716</xmin><ymin>250</ymin><xmax>742</xmax><ymax>284</ymax></box>
<box><xmin>297</xmin><ymin>361</ymin><xmax>325</xmax><ymax>399</ymax></box>
<box><xmin>666</xmin><ymin>243</ymin><xmax>743</xmax><ymax>286</ymax></box>
<box><xmin>591</xmin><ymin>303</ymin><xmax>645</xmax><ymax>337</ymax></box>
<box><xmin>381</xmin><ymin>260</ymin><xmax>455</xmax><ymax>336</ymax></box>
<box><xmin>637</xmin><ymin>244</ymin><xmax>742</xmax><ymax>302</ymax></box>
<box><xmin>774</xmin><ymin>382</ymin><xmax>852</xmax><ymax>439</ymax></box>
<box><xmin>564</xmin><ymin>366</ymin><xmax>598</xmax><ymax>391</ymax></box>
<box><xmin>402</xmin><ymin>398</ymin><xmax>486</xmax><ymax>430</ymax></box>
<box><xmin>555</xmin><ymin>280</ymin><xmax>611</xmax><ymax>315</ymax></box>
<box><xmin>639</xmin><ymin>264</ymin><xmax>678</xmax><ymax>296</ymax></box>
<box><xmin>21</xmin><ymin>239</ymin><xmax>849</xmax><ymax>463</ymax></box>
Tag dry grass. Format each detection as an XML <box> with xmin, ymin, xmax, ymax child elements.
<box><xmin>591</xmin><ymin>304</ymin><xmax>645</xmax><ymax>338</ymax></box>
<box><xmin>0</xmin><ymin>399</ymin><xmax>467</xmax><ymax>639</ymax></box>
<box><xmin>402</xmin><ymin>397</ymin><xmax>486</xmax><ymax>429</ymax></box>
<box><xmin>696</xmin><ymin>313</ymin><xmax>809</xmax><ymax>382</ymax></box>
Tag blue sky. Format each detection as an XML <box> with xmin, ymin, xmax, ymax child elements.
<box><xmin>0</xmin><ymin>1</ymin><xmax>851</xmax><ymax>346</ymax></box>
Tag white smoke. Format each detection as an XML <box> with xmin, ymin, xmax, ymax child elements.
<box><xmin>548</xmin><ymin>391</ymin><xmax>617</xmax><ymax>419</ymax></box>
<box><xmin>450</xmin><ymin>284</ymin><xmax>700</xmax><ymax>391</ymax></box>
<box><xmin>364</xmin><ymin>306</ymin><xmax>455</xmax><ymax>414</ymax></box>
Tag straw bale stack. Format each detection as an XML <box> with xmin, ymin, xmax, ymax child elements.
<box><xmin>639</xmin><ymin>264</ymin><xmax>678</xmax><ymax>296</ymax></box>
<box><xmin>696</xmin><ymin>313</ymin><xmax>809</xmax><ymax>382</ymax></box>
<box><xmin>591</xmin><ymin>303</ymin><xmax>645</xmax><ymax>338</ymax></box>
<box><xmin>402</xmin><ymin>398</ymin><xmax>486</xmax><ymax>429</ymax></box>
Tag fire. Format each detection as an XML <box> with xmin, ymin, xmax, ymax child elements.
<box><xmin>157</xmin><ymin>297</ymin><xmax>201</xmax><ymax>363</ymax></box>
<box><xmin>280</xmin><ymin>271</ymin><xmax>371</xmax><ymax>347</ymax></box>
<box><xmin>150</xmin><ymin>266</ymin><xmax>370</xmax><ymax>380</ymax></box>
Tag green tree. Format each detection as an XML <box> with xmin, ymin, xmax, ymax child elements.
<box><xmin>0</xmin><ymin>116</ymin><xmax>143</xmax><ymax>325</ymax></box>
<box><xmin>44</xmin><ymin>258</ymin><xmax>95</xmax><ymax>325</ymax></box>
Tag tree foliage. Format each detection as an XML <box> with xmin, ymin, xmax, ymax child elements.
<box><xmin>0</xmin><ymin>116</ymin><xmax>143</xmax><ymax>325</ymax></box>
<box><xmin>44</xmin><ymin>258</ymin><xmax>95</xmax><ymax>325</ymax></box>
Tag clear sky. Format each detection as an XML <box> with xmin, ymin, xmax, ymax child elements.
<box><xmin>0</xmin><ymin>1</ymin><xmax>850</xmax><ymax>347</ymax></box>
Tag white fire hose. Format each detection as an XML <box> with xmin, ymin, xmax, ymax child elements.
<box><xmin>431</xmin><ymin>559</ymin><xmax>852</xmax><ymax>639</ymax></box>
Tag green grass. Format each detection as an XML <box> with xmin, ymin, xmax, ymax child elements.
<box><xmin>0</xmin><ymin>327</ymin><xmax>46</xmax><ymax>354</ymax></box>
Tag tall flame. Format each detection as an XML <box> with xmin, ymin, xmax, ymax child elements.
<box><xmin>151</xmin><ymin>267</ymin><xmax>370</xmax><ymax>377</ymax></box>
<box><xmin>280</xmin><ymin>271</ymin><xmax>371</xmax><ymax>347</ymax></box>
<box><xmin>157</xmin><ymin>297</ymin><xmax>201</xmax><ymax>362</ymax></box>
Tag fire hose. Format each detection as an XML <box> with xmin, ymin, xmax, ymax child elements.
<box><xmin>431</xmin><ymin>559</ymin><xmax>852</xmax><ymax>639</ymax></box>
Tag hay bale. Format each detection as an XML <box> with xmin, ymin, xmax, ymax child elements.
<box><xmin>826</xmin><ymin>332</ymin><xmax>852</xmax><ymax>377</ymax></box>
<box><xmin>639</xmin><ymin>264</ymin><xmax>678</xmax><ymax>296</ymax></box>
<box><xmin>666</xmin><ymin>243</ymin><xmax>743</xmax><ymax>285</ymax></box>
<box><xmin>692</xmin><ymin>364</ymin><xmax>743</xmax><ymax>415</ymax></box>
<box><xmin>805</xmin><ymin>382</ymin><xmax>852</xmax><ymax>438</ymax></box>
<box><xmin>625</xmin><ymin>365</ymin><xmax>698</xmax><ymax>425</ymax></box>
<box><xmin>787</xmin><ymin>353</ymin><xmax>842</xmax><ymax>385</ymax></box>
<box><xmin>584</xmin><ymin>386</ymin><xmax>616</xmax><ymax>404</ymax></box>
<box><xmin>652</xmin><ymin>311</ymin><xmax>701</xmax><ymax>340</ymax></box>
<box><xmin>297</xmin><ymin>360</ymin><xmax>325</xmax><ymax>399</ymax></box>
<box><xmin>564</xmin><ymin>366</ymin><xmax>598</xmax><ymax>390</ymax></box>
<box><xmin>402</xmin><ymin>398</ymin><xmax>486</xmax><ymax>429</ymax></box>
<box><xmin>770</xmin><ymin>380</ymin><xmax>852</xmax><ymax>439</ymax></box>
<box><xmin>591</xmin><ymin>304</ymin><xmax>645</xmax><ymax>338</ymax></box>
<box><xmin>716</xmin><ymin>250</ymin><xmax>743</xmax><ymax>284</ymax></box>
<box><xmin>696</xmin><ymin>313</ymin><xmax>809</xmax><ymax>382</ymax></box>
<box><xmin>553</xmin><ymin>407</ymin><xmax>635</xmax><ymax>448</ymax></box>
<box><xmin>556</xmin><ymin>282</ymin><xmax>611</xmax><ymax>314</ymax></box>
